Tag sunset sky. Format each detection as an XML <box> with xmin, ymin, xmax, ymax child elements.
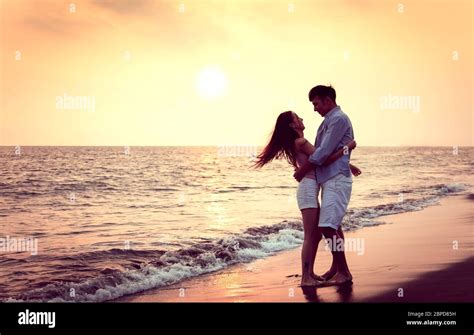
<box><xmin>1</xmin><ymin>0</ymin><xmax>472</xmax><ymax>146</ymax></box>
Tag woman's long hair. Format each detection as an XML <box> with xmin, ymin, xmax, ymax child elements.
<box><xmin>253</xmin><ymin>111</ymin><xmax>299</xmax><ymax>169</ymax></box>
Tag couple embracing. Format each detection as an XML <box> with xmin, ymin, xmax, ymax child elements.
<box><xmin>254</xmin><ymin>85</ymin><xmax>361</xmax><ymax>287</ymax></box>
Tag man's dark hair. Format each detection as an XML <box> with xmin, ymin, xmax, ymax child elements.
<box><xmin>308</xmin><ymin>85</ymin><xmax>336</xmax><ymax>102</ymax></box>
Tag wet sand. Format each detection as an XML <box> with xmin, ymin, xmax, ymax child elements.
<box><xmin>117</xmin><ymin>194</ymin><xmax>473</xmax><ymax>302</ymax></box>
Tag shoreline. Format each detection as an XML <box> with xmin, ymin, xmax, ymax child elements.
<box><xmin>116</xmin><ymin>194</ymin><xmax>473</xmax><ymax>302</ymax></box>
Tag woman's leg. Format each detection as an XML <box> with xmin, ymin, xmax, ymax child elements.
<box><xmin>311</xmin><ymin>199</ymin><xmax>325</xmax><ymax>281</ymax></box>
<box><xmin>301</xmin><ymin>208</ymin><xmax>322</xmax><ymax>286</ymax></box>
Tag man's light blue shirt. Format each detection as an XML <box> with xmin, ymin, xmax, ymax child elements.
<box><xmin>308</xmin><ymin>106</ymin><xmax>354</xmax><ymax>184</ymax></box>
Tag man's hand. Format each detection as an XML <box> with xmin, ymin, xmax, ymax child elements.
<box><xmin>293</xmin><ymin>167</ymin><xmax>305</xmax><ymax>182</ymax></box>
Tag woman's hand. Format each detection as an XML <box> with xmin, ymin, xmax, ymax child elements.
<box><xmin>347</xmin><ymin>139</ymin><xmax>357</xmax><ymax>150</ymax></box>
<box><xmin>349</xmin><ymin>163</ymin><xmax>362</xmax><ymax>177</ymax></box>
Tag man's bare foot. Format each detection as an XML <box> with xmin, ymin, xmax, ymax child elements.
<box><xmin>321</xmin><ymin>266</ymin><xmax>337</xmax><ymax>281</ymax></box>
<box><xmin>300</xmin><ymin>277</ymin><xmax>325</xmax><ymax>287</ymax></box>
<box><xmin>311</xmin><ymin>273</ymin><xmax>326</xmax><ymax>281</ymax></box>
<box><xmin>325</xmin><ymin>272</ymin><xmax>353</xmax><ymax>286</ymax></box>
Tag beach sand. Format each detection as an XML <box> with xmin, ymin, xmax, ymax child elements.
<box><xmin>117</xmin><ymin>194</ymin><xmax>473</xmax><ymax>302</ymax></box>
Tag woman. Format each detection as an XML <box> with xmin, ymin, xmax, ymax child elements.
<box><xmin>253</xmin><ymin>111</ymin><xmax>361</xmax><ymax>287</ymax></box>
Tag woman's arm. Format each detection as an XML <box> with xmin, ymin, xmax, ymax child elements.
<box><xmin>297</xmin><ymin>139</ymin><xmax>356</xmax><ymax>166</ymax></box>
<box><xmin>323</xmin><ymin>140</ymin><xmax>356</xmax><ymax>166</ymax></box>
<box><xmin>295</xmin><ymin>138</ymin><xmax>315</xmax><ymax>155</ymax></box>
<box><xmin>294</xmin><ymin>139</ymin><xmax>358</xmax><ymax>181</ymax></box>
<box><xmin>349</xmin><ymin>163</ymin><xmax>362</xmax><ymax>176</ymax></box>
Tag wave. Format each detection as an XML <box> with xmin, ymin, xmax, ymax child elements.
<box><xmin>369</xmin><ymin>182</ymin><xmax>468</xmax><ymax>199</ymax></box>
<box><xmin>3</xmin><ymin>182</ymin><xmax>469</xmax><ymax>303</ymax></box>
<box><xmin>217</xmin><ymin>185</ymin><xmax>296</xmax><ymax>193</ymax></box>
<box><xmin>344</xmin><ymin>182</ymin><xmax>469</xmax><ymax>229</ymax></box>
<box><xmin>4</xmin><ymin>222</ymin><xmax>304</xmax><ymax>302</ymax></box>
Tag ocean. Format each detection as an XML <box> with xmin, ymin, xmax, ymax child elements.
<box><xmin>0</xmin><ymin>146</ymin><xmax>472</xmax><ymax>302</ymax></box>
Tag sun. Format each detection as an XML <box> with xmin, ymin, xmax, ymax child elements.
<box><xmin>195</xmin><ymin>66</ymin><xmax>228</xmax><ymax>100</ymax></box>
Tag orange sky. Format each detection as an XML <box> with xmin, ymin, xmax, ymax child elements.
<box><xmin>1</xmin><ymin>0</ymin><xmax>472</xmax><ymax>146</ymax></box>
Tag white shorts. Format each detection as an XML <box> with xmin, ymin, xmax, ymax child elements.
<box><xmin>319</xmin><ymin>173</ymin><xmax>352</xmax><ymax>230</ymax></box>
<box><xmin>296</xmin><ymin>177</ymin><xmax>320</xmax><ymax>210</ymax></box>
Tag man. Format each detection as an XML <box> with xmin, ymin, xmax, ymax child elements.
<box><xmin>293</xmin><ymin>85</ymin><xmax>354</xmax><ymax>285</ymax></box>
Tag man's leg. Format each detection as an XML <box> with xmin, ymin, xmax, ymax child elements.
<box><xmin>337</xmin><ymin>227</ymin><xmax>352</xmax><ymax>278</ymax></box>
<box><xmin>318</xmin><ymin>173</ymin><xmax>353</xmax><ymax>283</ymax></box>
<box><xmin>322</xmin><ymin>227</ymin><xmax>351</xmax><ymax>281</ymax></box>
<box><xmin>321</xmin><ymin>226</ymin><xmax>345</xmax><ymax>281</ymax></box>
